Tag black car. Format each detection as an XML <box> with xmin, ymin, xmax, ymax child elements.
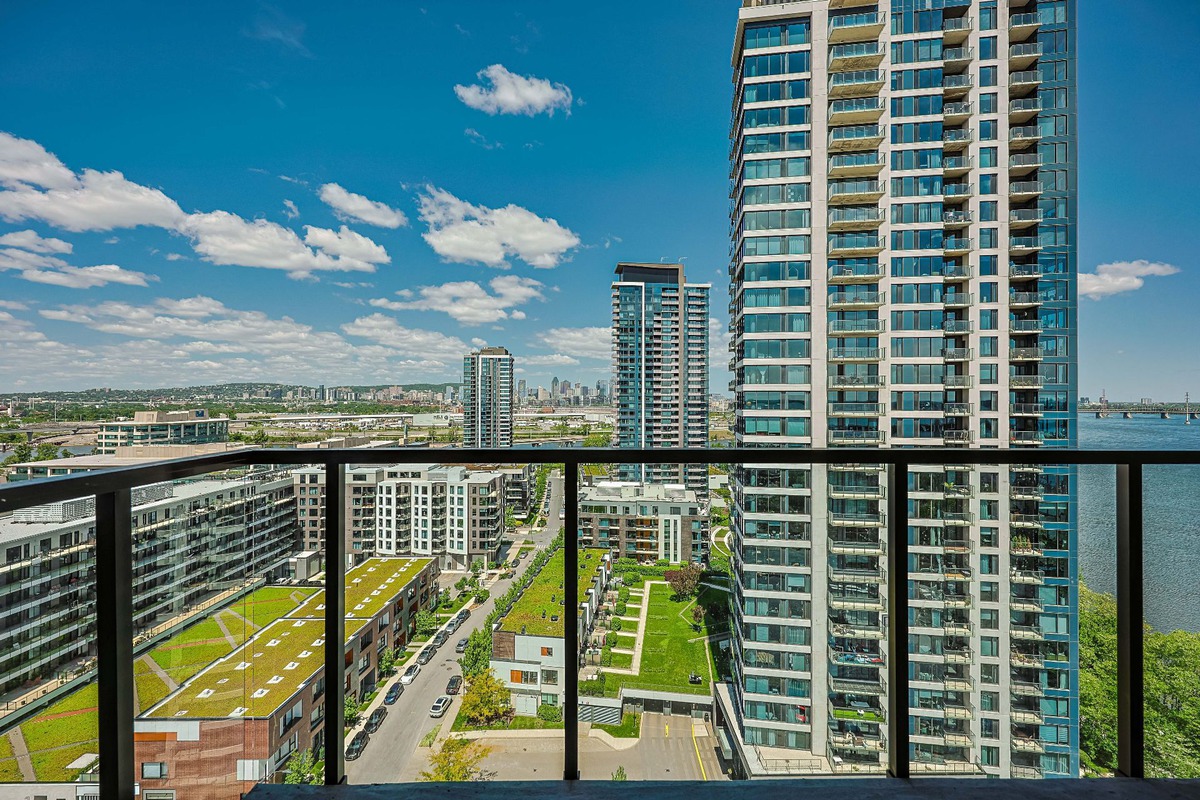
<box><xmin>456</xmin><ymin>608</ymin><xmax>470</xmax><ymax>622</ymax></box>
<box><xmin>384</xmin><ymin>683</ymin><xmax>404</xmax><ymax>705</ymax></box>
<box><xmin>454</xmin><ymin>637</ymin><xmax>469</xmax><ymax>654</ymax></box>
<box><xmin>365</xmin><ymin>706</ymin><xmax>387</xmax><ymax>733</ymax></box>
<box><xmin>417</xmin><ymin>648</ymin><xmax>434</xmax><ymax>665</ymax></box>
<box><xmin>345</xmin><ymin>731</ymin><xmax>369</xmax><ymax>761</ymax></box>
<box><xmin>446</xmin><ymin>675</ymin><xmax>463</xmax><ymax>695</ymax></box>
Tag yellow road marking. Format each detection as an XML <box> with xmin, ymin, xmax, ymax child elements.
<box><xmin>691</xmin><ymin>724</ymin><xmax>708</xmax><ymax>781</ymax></box>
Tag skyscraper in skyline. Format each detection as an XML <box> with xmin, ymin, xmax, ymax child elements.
<box><xmin>462</xmin><ymin>346</ymin><xmax>515</xmax><ymax>448</ymax></box>
<box><xmin>721</xmin><ymin>0</ymin><xmax>1077</xmax><ymax>779</ymax></box>
<box><xmin>611</xmin><ymin>261</ymin><xmax>710</xmax><ymax>495</ymax></box>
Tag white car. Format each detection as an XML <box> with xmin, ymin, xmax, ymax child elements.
<box><xmin>430</xmin><ymin>695</ymin><xmax>453</xmax><ymax>718</ymax></box>
<box><xmin>400</xmin><ymin>663</ymin><xmax>420</xmax><ymax>684</ymax></box>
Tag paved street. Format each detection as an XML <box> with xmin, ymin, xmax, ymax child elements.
<box><xmin>347</xmin><ymin>470</ymin><xmax>564</xmax><ymax>783</ymax></box>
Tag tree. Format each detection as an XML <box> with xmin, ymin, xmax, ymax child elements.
<box><xmin>611</xmin><ymin>765</ymin><xmax>628</xmax><ymax>782</ymax></box>
<box><xmin>344</xmin><ymin>695</ymin><xmax>362</xmax><ymax>725</ymax></box>
<box><xmin>249</xmin><ymin>427</ymin><xmax>269</xmax><ymax>445</ymax></box>
<box><xmin>379</xmin><ymin>648</ymin><xmax>396</xmax><ymax>676</ymax></box>
<box><xmin>284</xmin><ymin>748</ymin><xmax>320</xmax><ymax>784</ymax></box>
<box><xmin>691</xmin><ymin>604</ymin><xmax>705</xmax><ymax>632</ymax></box>
<box><xmin>665</xmin><ymin>562</ymin><xmax>703</xmax><ymax>599</ymax></box>
<box><xmin>471</xmin><ymin>558</ymin><xmax>485</xmax><ymax>575</ymax></box>
<box><xmin>1</xmin><ymin>442</ymin><xmax>31</xmax><ymax>466</ymax></box>
<box><xmin>459</xmin><ymin>629</ymin><xmax>492</xmax><ymax>677</ymax></box>
<box><xmin>473</xmin><ymin>588</ymin><xmax>491</xmax><ymax>605</ymax></box>
<box><xmin>459</xmin><ymin>669</ymin><xmax>511</xmax><ymax>727</ymax></box>
<box><xmin>419</xmin><ymin>736</ymin><xmax>492</xmax><ymax>782</ymax></box>
<box><xmin>414</xmin><ymin>610</ymin><xmax>439</xmax><ymax>637</ymax></box>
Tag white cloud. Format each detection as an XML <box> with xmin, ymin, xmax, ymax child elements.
<box><xmin>0</xmin><ymin>167</ymin><xmax>186</xmax><ymax>232</ymax></box>
<box><xmin>0</xmin><ymin>300</ymin><xmax>29</xmax><ymax>310</ymax></box>
<box><xmin>164</xmin><ymin>252</ymin><xmax>186</xmax><ymax>261</ymax></box>
<box><xmin>180</xmin><ymin>211</ymin><xmax>377</xmax><ymax>278</ymax></box>
<box><xmin>464</xmin><ymin>128</ymin><xmax>502</xmax><ymax>150</ymax></box>
<box><xmin>709</xmin><ymin>317</ymin><xmax>731</xmax><ymax>356</ymax></box>
<box><xmin>17</xmin><ymin>263</ymin><xmax>155</xmax><ymax>289</ymax></box>
<box><xmin>470</xmin><ymin>337</ymin><xmax>488</xmax><ymax>348</ymax></box>
<box><xmin>454</xmin><ymin>64</ymin><xmax>573</xmax><ymax>117</ymax></box>
<box><xmin>303</xmin><ymin>225</ymin><xmax>390</xmax><ymax>264</ymax></box>
<box><xmin>0</xmin><ymin>229</ymin><xmax>72</xmax><ymax>253</ymax></box>
<box><xmin>318</xmin><ymin>183</ymin><xmax>407</xmax><ymax>229</ymax></box>
<box><xmin>1079</xmin><ymin>260</ymin><xmax>1180</xmax><ymax>300</ymax></box>
<box><xmin>533</xmin><ymin>326</ymin><xmax>611</xmax><ymax>360</ymax></box>
<box><xmin>0</xmin><ymin>132</ymin><xmax>76</xmax><ymax>189</ymax></box>
<box><xmin>370</xmin><ymin>274</ymin><xmax>543</xmax><ymax>324</ymax></box>
<box><xmin>340</xmin><ymin>312</ymin><xmax>468</xmax><ymax>363</ymax></box>
<box><xmin>417</xmin><ymin>186</ymin><xmax>579</xmax><ymax>269</ymax></box>
<box><xmin>283</xmin><ymin>199</ymin><xmax>299</xmax><ymax>219</ymax></box>
<box><xmin>520</xmin><ymin>353</ymin><xmax>580</xmax><ymax>367</ymax></box>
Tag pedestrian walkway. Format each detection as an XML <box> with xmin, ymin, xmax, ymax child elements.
<box><xmin>138</xmin><ymin>655</ymin><xmax>178</xmax><ymax>692</ymax></box>
<box><xmin>7</xmin><ymin>728</ymin><xmax>34</xmax><ymax>782</ymax></box>
<box><xmin>602</xmin><ymin>580</ymin><xmax>655</xmax><ymax>676</ymax></box>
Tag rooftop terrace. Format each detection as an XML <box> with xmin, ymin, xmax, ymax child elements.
<box><xmin>500</xmin><ymin>548</ymin><xmax>605</xmax><ymax>637</ymax></box>
<box><xmin>291</xmin><ymin>556</ymin><xmax>434</xmax><ymax>622</ymax></box>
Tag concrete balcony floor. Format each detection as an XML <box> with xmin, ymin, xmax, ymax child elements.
<box><xmin>252</xmin><ymin>779</ymin><xmax>1200</xmax><ymax>800</ymax></box>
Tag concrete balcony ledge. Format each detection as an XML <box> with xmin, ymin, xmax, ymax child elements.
<box><xmin>249</xmin><ymin>779</ymin><xmax>1200</xmax><ymax>800</ymax></box>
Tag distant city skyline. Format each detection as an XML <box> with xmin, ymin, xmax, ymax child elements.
<box><xmin>0</xmin><ymin>1</ymin><xmax>1195</xmax><ymax>398</ymax></box>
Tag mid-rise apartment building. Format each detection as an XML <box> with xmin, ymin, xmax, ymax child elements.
<box><xmin>722</xmin><ymin>0</ymin><xmax>1077</xmax><ymax>779</ymax></box>
<box><xmin>134</xmin><ymin>558</ymin><xmax>438</xmax><ymax>800</ymax></box>
<box><xmin>95</xmin><ymin>410</ymin><xmax>229</xmax><ymax>454</ymax></box>
<box><xmin>611</xmin><ymin>262</ymin><xmax>710</xmax><ymax>495</ymax></box>
<box><xmin>0</xmin><ymin>474</ymin><xmax>297</xmax><ymax>696</ymax></box>
<box><xmin>463</xmin><ymin>347</ymin><xmax>515</xmax><ymax>448</ymax></box>
<box><xmin>293</xmin><ymin>466</ymin><xmax>385</xmax><ymax>567</ymax></box>
<box><xmin>578</xmin><ymin>482</ymin><xmax>709</xmax><ymax>565</ymax></box>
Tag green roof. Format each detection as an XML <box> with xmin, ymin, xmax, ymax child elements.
<box><xmin>291</xmin><ymin>557</ymin><xmax>434</xmax><ymax>621</ymax></box>
<box><xmin>500</xmin><ymin>548</ymin><xmax>606</xmax><ymax>637</ymax></box>
<box><xmin>146</xmin><ymin>557</ymin><xmax>432</xmax><ymax>719</ymax></box>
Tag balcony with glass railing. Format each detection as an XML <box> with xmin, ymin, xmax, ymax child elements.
<box><xmin>829</xmin><ymin>96</ymin><xmax>886</xmax><ymax>124</ymax></box>
<box><xmin>942</xmin><ymin>155</ymin><xmax>974</xmax><ymax>177</ymax></box>
<box><xmin>1009</xmin><ymin>262</ymin><xmax>1042</xmax><ymax>280</ymax></box>
<box><xmin>942</xmin><ymin>46</ymin><xmax>973</xmax><ymax>69</ymax></box>
<box><xmin>1010</xmin><ymin>96</ymin><xmax>1042</xmax><ymax>121</ymax></box>
<box><xmin>828</xmin><ymin>11</ymin><xmax>885</xmax><ymax>42</ymax></box>
<box><xmin>830</xmin><ymin>318</ymin><xmax>885</xmax><ymax>334</ymax></box>
<box><xmin>942</xmin><ymin>15</ymin><xmax>972</xmax><ymax>43</ymax></box>
<box><xmin>829</xmin><ymin>151</ymin><xmax>885</xmax><ymax>178</ymax></box>
<box><xmin>1010</xmin><ymin>11</ymin><xmax>1042</xmax><ymax>39</ymax></box>
<box><xmin>943</xmin><ymin>100</ymin><xmax>973</xmax><ymax>124</ymax></box>
<box><xmin>943</xmin><ymin>237</ymin><xmax>973</xmax><ymax>255</ymax></box>
<box><xmin>1010</xmin><ymin>236</ymin><xmax>1043</xmax><ymax>254</ymax></box>
<box><xmin>943</xmin><ymin>182</ymin><xmax>973</xmax><ymax>199</ymax></box>
<box><xmin>942</xmin><ymin>73</ymin><xmax>974</xmax><ymax>97</ymax></box>
<box><xmin>828</xmin><ymin>261</ymin><xmax>884</xmax><ymax>282</ymax></box>
<box><xmin>1009</xmin><ymin>179</ymin><xmax>1044</xmax><ymax>199</ymax></box>
<box><xmin>1010</xmin><ymin>208</ymin><xmax>1045</xmax><ymax>229</ymax></box>
<box><xmin>829</xmin><ymin>347</ymin><xmax>885</xmax><ymax>362</ymax></box>
<box><xmin>1009</xmin><ymin>125</ymin><xmax>1042</xmax><ymax>147</ymax></box>
<box><xmin>828</xmin><ymin>179</ymin><xmax>886</xmax><ymax>204</ymax></box>
<box><xmin>828</xmin><ymin>233</ymin><xmax>885</xmax><ymax>256</ymax></box>
<box><xmin>942</xmin><ymin>210</ymin><xmax>974</xmax><ymax>230</ymax></box>
<box><xmin>829</xmin><ymin>207</ymin><xmax>885</xmax><ymax>231</ymax></box>
<box><xmin>1009</xmin><ymin>41</ymin><xmax>1043</xmax><ymax>68</ymax></box>
<box><xmin>828</xmin><ymin>41</ymin><xmax>885</xmax><ymax>70</ymax></box>
<box><xmin>829</xmin><ymin>124</ymin><xmax>885</xmax><ymax>151</ymax></box>
<box><xmin>828</xmin><ymin>290</ymin><xmax>885</xmax><ymax>309</ymax></box>
<box><xmin>1009</xmin><ymin>68</ymin><xmax>1042</xmax><ymax>93</ymax></box>
<box><xmin>829</xmin><ymin>68</ymin><xmax>887</xmax><ymax>97</ymax></box>
<box><xmin>943</xmin><ymin>292</ymin><xmax>974</xmax><ymax>307</ymax></box>
<box><xmin>828</xmin><ymin>373</ymin><xmax>886</xmax><ymax>388</ymax></box>
<box><xmin>942</xmin><ymin>127</ymin><xmax>974</xmax><ymax>150</ymax></box>
<box><xmin>829</xmin><ymin>401</ymin><xmax>886</xmax><ymax>418</ymax></box>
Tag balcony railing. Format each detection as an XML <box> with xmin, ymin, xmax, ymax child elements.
<box><xmin>0</xmin><ymin>447</ymin><xmax>1183</xmax><ymax>794</ymax></box>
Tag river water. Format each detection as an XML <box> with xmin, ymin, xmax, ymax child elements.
<box><xmin>1078</xmin><ymin>414</ymin><xmax>1200</xmax><ymax>632</ymax></box>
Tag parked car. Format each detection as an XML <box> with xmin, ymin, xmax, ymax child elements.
<box><xmin>446</xmin><ymin>676</ymin><xmax>463</xmax><ymax>695</ymax></box>
<box><xmin>401</xmin><ymin>663</ymin><xmax>420</xmax><ymax>684</ymax></box>
<box><xmin>455</xmin><ymin>637</ymin><xmax>469</xmax><ymax>654</ymax></box>
<box><xmin>430</xmin><ymin>695</ymin><xmax>452</xmax><ymax>718</ymax></box>
<box><xmin>365</xmin><ymin>706</ymin><xmax>388</xmax><ymax>733</ymax></box>
<box><xmin>417</xmin><ymin>648</ymin><xmax>434</xmax><ymax>665</ymax></box>
<box><xmin>384</xmin><ymin>683</ymin><xmax>404</xmax><ymax>704</ymax></box>
<box><xmin>432</xmin><ymin>631</ymin><xmax>449</xmax><ymax>647</ymax></box>
<box><xmin>345</xmin><ymin>731</ymin><xmax>369</xmax><ymax>761</ymax></box>
<box><xmin>456</xmin><ymin>607</ymin><xmax>470</xmax><ymax>622</ymax></box>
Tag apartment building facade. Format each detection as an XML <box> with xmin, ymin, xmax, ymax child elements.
<box><xmin>375</xmin><ymin>465</ymin><xmax>506</xmax><ymax>571</ymax></box>
<box><xmin>293</xmin><ymin>466</ymin><xmax>385</xmax><ymax>567</ymax></box>
<box><xmin>612</xmin><ymin>262</ymin><xmax>710</xmax><ymax>495</ymax></box>
<box><xmin>95</xmin><ymin>410</ymin><xmax>229</xmax><ymax>454</ymax></box>
<box><xmin>0</xmin><ymin>474</ymin><xmax>297</xmax><ymax>697</ymax></box>
<box><xmin>578</xmin><ymin>482</ymin><xmax>709</xmax><ymax>565</ymax></box>
<box><xmin>463</xmin><ymin>346</ymin><xmax>515</xmax><ymax>448</ymax></box>
<box><xmin>723</xmin><ymin>0</ymin><xmax>1077</xmax><ymax>779</ymax></box>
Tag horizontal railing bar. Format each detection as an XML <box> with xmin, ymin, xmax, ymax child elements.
<box><xmin>2</xmin><ymin>446</ymin><xmax>1197</xmax><ymax>511</ymax></box>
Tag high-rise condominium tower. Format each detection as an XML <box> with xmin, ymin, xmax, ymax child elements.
<box><xmin>463</xmin><ymin>346</ymin><xmax>515</xmax><ymax>448</ymax></box>
<box><xmin>722</xmin><ymin>0</ymin><xmax>1077</xmax><ymax>779</ymax></box>
<box><xmin>612</xmin><ymin>262</ymin><xmax>711</xmax><ymax>495</ymax></box>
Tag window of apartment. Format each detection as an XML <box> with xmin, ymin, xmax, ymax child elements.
<box><xmin>981</xmin><ymin>663</ymin><xmax>1000</xmax><ymax>685</ymax></box>
<box><xmin>981</xmin><ymin>717</ymin><xmax>1000</xmax><ymax>739</ymax></box>
<box><xmin>979</xmin><ymin>418</ymin><xmax>998</xmax><ymax>439</ymax></box>
<box><xmin>980</xmin><ymin>279</ymin><xmax>997</xmax><ymax>300</ymax></box>
<box><xmin>980</xmin><ymin>364</ymin><xmax>998</xmax><ymax>384</ymax></box>
<box><xmin>980</xmin><ymin>609</ymin><xmax>999</xmax><ymax>630</ymax></box>
<box><xmin>980</xmin><ymin>745</ymin><xmax>1000</xmax><ymax>767</ymax></box>
<box><xmin>980</xmin><ymin>554</ymin><xmax>999</xmax><ymax>575</ymax></box>
<box><xmin>980</xmin><ymin>527</ymin><xmax>999</xmax><ymax>548</ymax></box>
<box><xmin>980</xmin><ymin>391</ymin><xmax>998</xmax><ymax>411</ymax></box>
<box><xmin>510</xmin><ymin>670</ymin><xmax>538</xmax><ymax>685</ymax></box>
<box><xmin>979</xmin><ymin>173</ymin><xmax>998</xmax><ymax>194</ymax></box>
<box><xmin>540</xmin><ymin>646</ymin><xmax>553</xmax><ymax>657</ymax></box>
<box><xmin>980</xmin><ymin>500</ymin><xmax>999</xmax><ymax>522</ymax></box>
<box><xmin>142</xmin><ymin>762</ymin><xmax>168</xmax><ymax>779</ymax></box>
<box><xmin>979</xmin><ymin>254</ymin><xmax>998</xmax><ymax>276</ymax></box>
<box><xmin>980</xmin><ymin>582</ymin><xmax>999</xmax><ymax>603</ymax></box>
<box><xmin>980</xmin><ymin>309</ymin><xmax>997</xmax><ymax>330</ymax></box>
<box><xmin>979</xmin><ymin>119</ymin><xmax>997</xmax><ymax>141</ymax></box>
<box><xmin>541</xmin><ymin>669</ymin><xmax>559</xmax><ymax>685</ymax></box>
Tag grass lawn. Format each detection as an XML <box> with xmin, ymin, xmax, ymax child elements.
<box><xmin>608</xmin><ymin>651</ymin><xmax>633</xmax><ymax>669</ymax></box>
<box><xmin>603</xmin><ymin>584</ymin><xmax>716</xmax><ymax>698</ymax></box>
<box><xmin>22</xmin><ymin>685</ymin><xmax>98</xmax><ymax>782</ymax></box>
<box><xmin>593</xmin><ymin>713</ymin><xmax>641</xmax><ymax>739</ymax></box>
<box><xmin>450</xmin><ymin>709</ymin><xmax>563</xmax><ymax>733</ymax></box>
<box><xmin>134</xmin><ymin>660</ymin><xmax>173</xmax><ymax>712</ymax></box>
<box><xmin>0</xmin><ymin>731</ymin><xmax>23</xmax><ymax>781</ymax></box>
<box><xmin>501</xmin><ymin>548</ymin><xmax>605</xmax><ymax>637</ymax></box>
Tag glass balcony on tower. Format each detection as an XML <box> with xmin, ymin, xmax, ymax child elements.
<box><xmin>1010</xmin><ymin>96</ymin><xmax>1042</xmax><ymax>122</ymax></box>
<box><xmin>942</xmin><ymin>155</ymin><xmax>974</xmax><ymax>177</ymax></box>
<box><xmin>942</xmin><ymin>319</ymin><xmax>973</xmax><ymax>334</ymax></box>
<box><xmin>828</xmin><ymin>41</ymin><xmax>885</xmax><ymax>70</ymax></box>
<box><xmin>829</xmin><ymin>96</ymin><xmax>886</xmax><ymax>125</ymax></box>
<box><xmin>828</xmin><ymin>11</ymin><xmax>885</xmax><ymax>42</ymax></box>
<box><xmin>942</xmin><ymin>128</ymin><xmax>974</xmax><ymax>150</ymax></box>
<box><xmin>942</xmin><ymin>73</ymin><xmax>974</xmax><ymax>98</ymax></box>
<box><xmin>1010</xmin><ymin>318</ymin><xmax>1043</xmax><ymax>334</ymax></box>
<box><xmin>829</xmin><ymin>207</ymin><xmax>885</xmax><ymax>231</ymax></box>
<box><xmin>1010</xmin><ymin>152</ymin><xmax>1044</xmax><ymax>175</ymax></box>
<box><xmin>1011</xmin><ymin>403</ymin><xmax>1045</xmax><ymax>419</ymax></box>
<box><xmin>828</xmin><ymin>261</ymin><xmax>884</xmax><ymax>282</ymax></box>
<box><xmin>829</xmin><ymin>124</ymin><xmax>885</xmax><ymax>151</ymax></box>
<box><xmin>1009</xmin><ymin>179</ymin><xmax>1044</xmax><ymax>199</ymax></box>
<box><xmin>830</xmin><ymin>318</ymin><xmax>885</xmax><ymax>335</ymax></box>
<box><xmin>1009</xmin><ymin>41</ymin><xmax>1043</xmax><ymax>68</ymax></box>
<box><xmin>1009</xmin><ymin>208</ymin><xmax>1045</xmax><ymax>229</ymax></box>
<box><xmin>942</xmin><ymin>210</ymin><xmax>974</xmax><ymax>229</ymax></box>
<box><xmin>1009</xmin><ymin>291</ymin><xmax>1043</xmax><ymax>308</ymax></box>
<box><xmin>1010</xmin><ymin>346</ymin><xmax>1046</xmax><ymax>362</ymax></box>
<box><xmin>828</xmin><ymin>373</ymin><xmax>886</xmax><ymax>389</ymax></box>
<box><xmin>943</xmin><ymin>292</ymin><xmax>974</xmax><ymax>308</ymax></box>
<box><xmin>943</xmin><ymin>238</ymin><xmax>973</xmax><ymax>256</ymax></box>
<box><xmin>943</xmin><ymin>402</ymin><xmax>973</xmax><ymax>416</ymax></box>
<box><xmin>1009</xmin><ymin>11</ymin><xmax>1042</xmax><ymax>40</ymax></box>
<box><xmin>829</xmin><ymin>179</ymin><xmax>885</xmax><ymax>204</ymax></box>
<box><xmin>829</xmin><ymin>68</ymin><xmax>887</xmax><ymax>98</ymax></box>
<box><xmin>829</xmin><ymin>347</ymin><xmax>885</xmax><ymax>362</ymax></box>
<box><xmin>943</xmin><ymin>374</ymin><xmax>973</xmax><ymax>389</ymax></box>
<box><xmin>941</xmin><ymin>46</ymin><xmax>973</xmax><ymax>69</ymax></box>
<box><xmin>829</xmin><ymin>401</ymin><xmax>887</xmax><ymax>418</ymax></box>
<box><xmin>1009</xmin><ymin>236</ymin><xmax>1043</xmax><ymax>254</ymax></box>
<box><xmin>1008</xmin><ymin>262</ymin><xmax>1041</xmax><ymax>280</ymax></box>
<box><xmin>829</xmin><ymin>234</ymin><xmax>885</xmax><ymax>256</ymax></box>
<box><xmin>941</xmin><ymin>347</ymin><xmax>974</xmax><ymax>361</ymax></box>
<box><xmin>828</xmin><ymin>289</ymin><xmax>885</xmax><ymax>308</ymax></box>
<box><xmin>1009</xmin><ymin>125</ymin><xmax>1042</xmax><ymax>148</ymax></box>
<box><xmin>942</xmin><ymin>15</ymin><xmax>973</xmax><ymax>43</ymax></box>
<box><xmin>1009</xmin><ymin>68</ymin><xmax>1042</xmax><ymax>95</ymax></box>
<box><xmin>942</xmin><ymin>100</ymin><xmax>973</xmax><ymax>124</ymax></box>
<box><xmin>829</xmin><ymin>152</ymin><xmax>886</xmax><ymax>178</ymax></box>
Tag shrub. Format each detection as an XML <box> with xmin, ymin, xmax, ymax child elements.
<box><xmin>618</xmin><ymin>587</ymin><xmax>630</xmax><ymax>603</ymax></box>
<box><xmin>536</xmin><ymin>704</ymin><xmax>563</xmax><ymax>723</ymax></box>
<box><xmin>580</xmin><ymin>672</ymin><xmax>607</xmax><ymax>697</ymax></box>
<box><xmin>605</xmin><ymin>632</ymin><xmax>617</xmax><ymax>647</ymax></box>
<box><xmin>623</xmin><ymin>571</ymin><xmax>640</xmax><ymax>587</ymax></box>
<box><xmin>611</xmin><ymin>617</ymin><xmax>623</xmax><ymax>632</ymax></box>
<box><xmin>614</xmin><ymin>601</ymin><xmax>627</xmax><ymax>616</ymax></box>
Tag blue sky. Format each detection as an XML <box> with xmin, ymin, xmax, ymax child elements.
<box><xmin>0</xmin><ymin>1</ymin><xmax>1194</xmax><ymax>400</ymax></box>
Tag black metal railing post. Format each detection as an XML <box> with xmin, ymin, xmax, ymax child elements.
<box><xmin>1116</xmin><ymin>463</ymin><xmax>1144</xmax><ymax>778</ymax></box>
<box><xmin>563</xmin><ymin>461</ymin><xmax>580</xmax><ymax>780</ymax></box>
<box><xmin>96</xmin><ymin>489</ymin><xmax>135</xmax><ymax>800</ymax></box>
<box><xmin>324</xmin><ymin>462</ymin><xmax>347</xmax><ymax>786</ymax></box>
<box><xmin>886</xmin><ymin>462</ymin><xmax>910</xmax><ymax>779</ymax></box>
